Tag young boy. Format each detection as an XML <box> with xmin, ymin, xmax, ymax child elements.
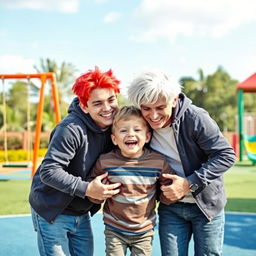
<box><xmin>89</xmin><ymin>105</ymin><xmax>174</xmax><ymax>256</ymax></box>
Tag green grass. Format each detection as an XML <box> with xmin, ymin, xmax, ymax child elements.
<box><xmin>0</xmin><ymin>160</ymin><xmax>255</xmax><ymax>215</ymax></box>
<box><xmin>224</xmin><ymin>160</ymin><xmax>256</xmax><ymax>212</ymax></box>
<box><xmin>0</xmin><ymin>179</ymin><xmax>32</xmax><ymax>215</ymax></box>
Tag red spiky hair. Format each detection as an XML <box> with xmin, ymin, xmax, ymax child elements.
<box><xmin>72</xmin><ymin>66</ymin><xmax>120</xmax><ymax>106</ymax></box>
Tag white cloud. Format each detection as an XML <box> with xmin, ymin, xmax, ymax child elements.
<box><xmin>0</xmin><ymin>0</ymin><xmax>79</xmax><ymax>13</ymax></box>
<box><xmin>0</xmin><ymin>55</ymin><xmax>36</xmax><ymax>74</ymax></box>
<box><xmin>103</xmin><ymin>11</ymin><xmax>121</xmax><ymax>24</ymax></box>
<box><xmin>132</xmin><ymin>0</ymin><xmax>256</xmax><ymax>41</ymax></box>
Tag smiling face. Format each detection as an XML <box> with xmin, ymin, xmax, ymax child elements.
<box><xmin>140</xmin><ymin>96</ymin><xmax>178</xmax><ymax>130</ymax></box>
<box><xmin>111</xmin><ymin>116</ymin><xmax>151</xmax><ymax>158</ymax></box>
<box><xmin>81</xmin><ymin>88</ymin><xmax>118</xmax><ymax>129</ymax></box>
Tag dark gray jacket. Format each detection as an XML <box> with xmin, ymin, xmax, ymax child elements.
<box><xmin>168</xmin><ymin>93</ymin><xmax>236</xmax><ymax>220</ymax></box>
<box><xmin>29</xmin><ymin>98</ymin><xmax>114</xmax><ymax>223</ymax></box>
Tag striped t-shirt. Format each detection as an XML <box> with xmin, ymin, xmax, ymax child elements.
<box><xmin>89</xmin><ymin>148</ymin><xmax>174</xmax><ymax>235</ymax></box>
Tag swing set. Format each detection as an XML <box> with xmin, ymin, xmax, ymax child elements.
<box><xmin>0</xmin><ymin>73</ymin><xmax>61</xmax><ymax>176</ymax></box>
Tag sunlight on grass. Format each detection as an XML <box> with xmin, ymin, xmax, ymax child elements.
<box><xmin>0</xmin><ymin>180</ymin><xmax>31</xmax><ymax>215</ymax></box>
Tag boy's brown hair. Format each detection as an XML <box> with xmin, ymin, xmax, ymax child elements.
<box><xmin>112</xmin><ymin>105</ymin><xmax>150</xmax><ymax>133</ymax></box>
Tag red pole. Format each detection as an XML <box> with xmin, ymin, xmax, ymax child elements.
<box><xmin>232</xmin><ymin>133</ymin><xmax>239</xmax><ymax>158</ymax></box>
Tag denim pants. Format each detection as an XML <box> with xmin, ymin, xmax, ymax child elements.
<box><xmin>158</xmin><ymin>202</ymin><xmax>225</xmax><ymax>256</ymax></box>
<box><xmin>31</xmin><ymin>209</ymin><xmax>93</xmax><ymax>256</ymax></box>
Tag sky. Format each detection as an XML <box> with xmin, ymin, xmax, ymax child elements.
<box><xmin>1</xmin><ymin>0</ymin><xmax>256</xmax><ymax>97</ymax></box>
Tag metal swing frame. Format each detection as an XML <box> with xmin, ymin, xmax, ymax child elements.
<box><xmin>0</xmin><ymin>73</ymin><xmax>61</xmax><ymax>176</ymax></box>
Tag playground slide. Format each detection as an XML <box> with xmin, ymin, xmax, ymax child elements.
<box><xmin>244</xmin><ymin>135</ymin><xmax>256</xmax><ymax>163</ymax></box>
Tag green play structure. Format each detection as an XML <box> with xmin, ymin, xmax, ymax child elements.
<box><xmin>237</xmin><ymin>73</ymin><xmax>256</xmax><ymax>164</ymax></box>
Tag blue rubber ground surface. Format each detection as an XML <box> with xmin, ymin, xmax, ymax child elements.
<box><xmin>0</xmin><ymin>169</ymin><xmax>31</xmax><ymax>180</ymax></box>
<box><xmin>0</xmin><ymin>212</ymin><xmax>256</xmax><ymax>256</ymax></box>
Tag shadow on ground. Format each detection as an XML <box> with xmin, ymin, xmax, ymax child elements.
<box><xmin>225</xmin><ymin>212</ymin><xmax>256</xmax><ymax>250</ymax></box>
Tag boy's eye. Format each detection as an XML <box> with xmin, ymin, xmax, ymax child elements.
<box><xmin>120</xmin><ymin>129</ymin><xmax>127</xmax><ymax>133</ymax></box>
<box><xmin>135</xmin><ymin>129</ymin><xmax>142</xmax><ymax>132</ymax></box>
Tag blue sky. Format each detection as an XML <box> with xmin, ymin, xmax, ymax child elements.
<box><xmin>1</xmin><ymin>0</ymin><xmax>256</xmax><ymax>96</ymax></box>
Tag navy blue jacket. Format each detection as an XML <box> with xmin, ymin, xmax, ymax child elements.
<box><xmin>29</xmin><ymin>98</ymin><xmax>114</xmax><ymax>223</ymax></box>
<box><xmin>164</xmin><ymin>93</ymin><xmax>236</xmax><ymax>220</ymax></box>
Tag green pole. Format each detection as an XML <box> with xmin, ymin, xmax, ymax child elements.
<box><xmin>238</xmin><ymin>89</ymin><xmax>244</xmax><ymax>161</ymax></box>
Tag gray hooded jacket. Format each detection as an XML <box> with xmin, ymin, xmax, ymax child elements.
<box><xmin>167</xmin><ymin>93</ymin><xmax>236</xmax><ymax>220</ymax></box>
<box><xmin>29</xmin><ymin>97</ymin><xmax>114</xmax><ymax>223</ymax></box>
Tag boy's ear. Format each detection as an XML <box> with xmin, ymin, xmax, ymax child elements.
<box><xmin>145</xmin><ymin>131</ymin><xmax>151</xmax><ymax>143</ymax></box>
<box><xmin>111</xmin><ymin>134</ymin><xmax>118</xmax><ymax>145</ymax></box>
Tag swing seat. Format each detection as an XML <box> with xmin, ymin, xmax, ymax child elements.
<box><xmin>2</xmin><ymin>163</ymin><xmax>29</xmax><ymax>168</ymax></box>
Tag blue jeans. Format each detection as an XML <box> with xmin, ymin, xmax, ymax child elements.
<box><xmin>31</xmin><ymin>209</ymin><xmax>93</xmax><ymax>256</ymax></box>
<box><xmin>158</xmin><ymin>202</ymin><xmax>225</xmax><ymax>256</ymax></box>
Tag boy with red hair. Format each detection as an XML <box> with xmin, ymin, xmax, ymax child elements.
<box><xmin>29</xmin><ymin>66</ymin><xmax>121</xmax><ymax>256</ymax></box>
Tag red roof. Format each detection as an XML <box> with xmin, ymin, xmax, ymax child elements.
<box><xmin>236</xmin><ymin>73</ymin><xmax>256</xmax><ymax>92</ymax></box>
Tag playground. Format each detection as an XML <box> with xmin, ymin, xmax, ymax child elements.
<box><xmin>237</xmin><ymin>73</ymin><xmax>256</xmax><ymax>164</ymax></box>
<box><xmin>0</xmin><ymin>72</ymin><xmax>256</xmax><ymax>255</ymax></box>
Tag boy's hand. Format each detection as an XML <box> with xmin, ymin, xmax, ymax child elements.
<box><xmin>86</xmin><ymin>172</ymin><xmax>121</xmax><ymax>200</ymax></box>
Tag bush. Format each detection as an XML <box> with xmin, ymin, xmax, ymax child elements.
<box><xmin>0</xmin><ymin>137</ymin><xmax>23</xmax><ymax>150</ymax></box>
<box><xmin>0</xmin><ymin>138</ymin><xmax>50</xmax><ymax>150</ymax></box>
<box><xmin>0</xmin><ymin>149</ymin><xmax>47</xmax><ymax>162</ymax></box>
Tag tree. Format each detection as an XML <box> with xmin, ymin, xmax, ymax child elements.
<box><xmin>34</xmin><ymin>58</ymin><xmax>76</xmax><ymax>97</ymax></box>
<box><xmin>118</xmin><ymin>94</ymin><xmax>130</xmax><ymax>107</ymax></box>
<box><xmin>33</xmin><ymin>58</ymin><xmax>77</xmax><ymax>129</ymax></box>
<box><xmin>6</xmin><ymin>81</ymin><xmax>37</xmax><ymax>131</ymax></box>
<box><xmin>180</xmin><ymin>68</ymin><xmax>207</xmax><ymax>108</ymax></box>
<box><xmin>180</xmin><ymin>67</ymin><xmax>239</xmax><ymax>131</ymax></box>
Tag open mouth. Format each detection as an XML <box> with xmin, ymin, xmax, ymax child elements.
<box><xmin>101</xmin><ymin>112</ymin><xmax>113</xmax><ymax>119</ymax></box>
<box><xmin>150</xmin><ymin>117</ymin><xmax>162</xmax><ymax>123</ymax></box>
<box><xmin>125</xmin><ymin>140</ymin><xmax>138</xmax><ymax>148</ymax></box>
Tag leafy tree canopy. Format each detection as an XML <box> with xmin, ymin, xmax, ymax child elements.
<box><xmin>179</xmin><ymin>66</ymin><xmax>255</xmax><ymax>131</ymax></box>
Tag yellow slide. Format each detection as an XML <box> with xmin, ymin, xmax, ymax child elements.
<box><xmin>244</xmin><ymin>135</ymin><xmax>256</xmax><ymax>164</ymax></box>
